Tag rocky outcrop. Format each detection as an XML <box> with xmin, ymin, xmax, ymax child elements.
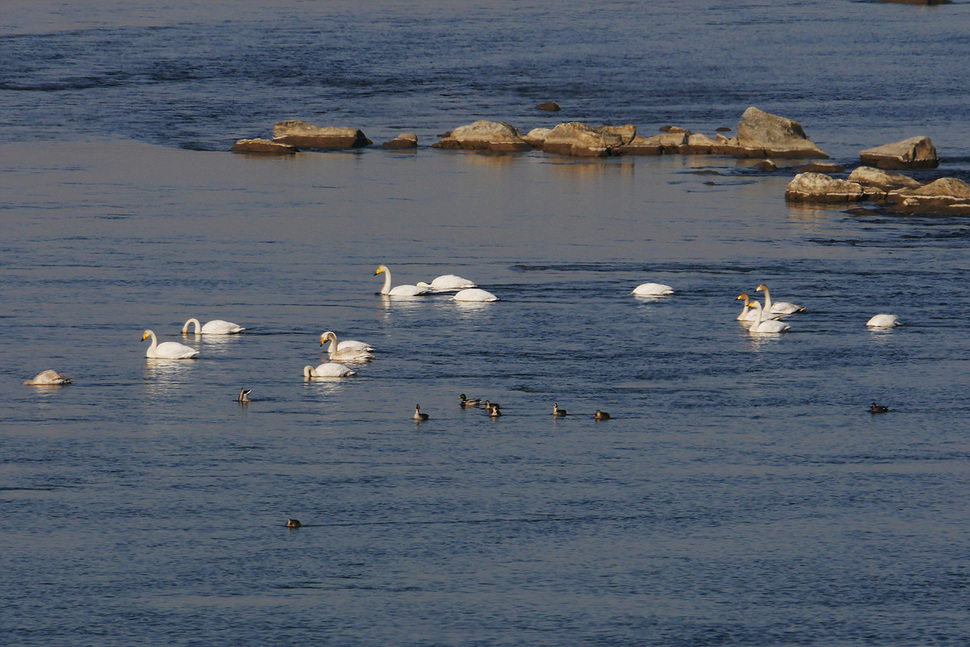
<box><xmin>382</xmin><ymin>133</ymin><xmax>418</xmax><ymax>150</ymax></box>
<box><xmin>615</xmin><ymin>136</ymin><xmax>663</xmax><ymax>156</ymax></box>
<box><xmin>796</xmin><ymin>162</ymin><xmax>844</xmax><ymax>174</ymax></box>
<box><xmin>860</xmin><ymin>136</ymin><xmax>938</xmax><ymax>169</ymax></box>
<box><xmin>888</xmin><ymin>177</ymin><xmax>970</xmax><ymax>214</ymax></box>
<box><xmin>272</xmin><ymin>121</ymin><xmax>372</xmax><ymax>149</ymax></box>
<box><xmin>432</xmin><ymin>120</ymin><xmax>531</xmax><ymax>152</ymax></box>
<box><xmin>230</xmin><ymin>138</ymin><xmax>298</xmax><ymax>154</ymax></box>
<box><xmin>535</xmin><ymin>101</ymin><xmax>561</xmax><ymax>112</ymax></box>
<box><xmin>736</xmin><ymin>107</ymin><xmax>827</xmax><ymax>158</ymax></box>
<box><xmin>847</xmin><ymin>166</ymin><xmax>922</xmax><ymax>192</ymax></box>
<box><xmin>540</xmin><ymin>122</ymin><xmax>626</xmax><ymax>157</ymax></box>
<box><xmin>785</xmin><ymin>173</ymin><xmax>865</xmax><ymax>203</ymax></box>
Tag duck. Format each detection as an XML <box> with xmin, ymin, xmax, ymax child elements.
<box><xmin>454</xmin><ymin>288</ymin><xmax>498</xmax><ymax>302</ymax></box>
<box><xmin>870</xmin><ymin>402</ymin><xmax>890</xmax><ymax>414</ymax></box>
<box><xmin>483</xmin><ymin>399</ymin><xmax>501</xmax><ymax>412</ymax></box>
<box><xmin>413</xmin><ymin>404</ymin><xmax>430</xmax><ymax>421</ymax></box>
<box><xmin>866</xmin><ymin>314</ymin><xmax>900</xmax><ymax>328</ymax></box>
<box><xmin>593</xmin><ymin>410</ymin><xmax>611</xmax><ymax>420</ymax></box>
<box><xmin>632</xmin><ymin>282</ymin><xmax>674</xmax><ymax>297</ymax></box>
<box><xmin>552</xmin><ymin>403</ymin><xmax>567</xmax><ymax>417</ymax></box>
<box><xmin>23</xmin><ymin>369</ymin><xmax>72</xmax><ymax>386</ymax></box>
<box><xmin>736</xmin><ymin>293</ymin><xmax>781</xmax><ymax>322</ymax></box>
<box><xmin>458</xmin><ymin>394</ymin><xmax>482</xmax><ymax>408</ymax></box>
<box><xmin>320</xmin><ymin>331</ymin><xmax>374</xmax><ymax>362</ymax></box>
<box><xmin>425</xmin><ymin>274</ymin><xmax>477</xmax><ymax>291</ymax></box>
<box><xmin>303</xmin><ymin>363</ymin><xmax>356</xmax><ymax>378</ymax></box>
<box><xmin>488</xmin><ymin>403</ymin><xmax>502</xmax><ymax>417</ymax></box>
<box><xmin>142</xmin><ymin>329</ymin><xmax>199</xmax><ymax>359</ymax></box>
<box><xmin>286</xmin><ymin>519</ymin><xmax>302</xmax><ymax>528</ymax></box>
<box><xmin>375</xmin><ymin>265</ymin><xmax>430</xmax><ymax>297</ymax></box>
<box><xmin>745</xmin><ymin>301</ymin><xmax>791</xmax><ymax>334</ymax></box>
<box><xmin>181</xmin><ymin>318</ymin><xmax>245</xmax><ymax>335</ymax></box>
<box><xmin>237</xmin><ymin>388</ymin><xmax>251</xmax><ymax>403</ymax></box>
<box><xmin>755</xmin><ymin>283</ymin><xmax>804</xmax><ymax>315</ymax></box>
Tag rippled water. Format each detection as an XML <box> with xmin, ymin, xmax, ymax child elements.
<box><xmin>3</xmin><ymin>2</ymin><xmax>970</xmax><ymax>646</ymax></box>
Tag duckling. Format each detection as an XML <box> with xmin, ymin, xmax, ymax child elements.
<box><xmin>458</xmin><ymin>393</ymin><xmax>481</xmax><ymax>408</ymax></box>
<box><xmin>552</xmin><ymin>403</ymin><xmax>567</xmax><ymax>417</ymax></box>
<box><xmin>870</xmin><ymin>402</ymin><xmax>890</xmax><ymax>414</ymax></box>
<box><xmin>488</xmin><ymin>403</ymin><xmax>502</xmax><ymax>417</ymax></box>
<box><xmin>593</xmin><ymin>410</ymin><xmax>611</xmax><ymax>420</ymax></box>
<box><xmin>237</xmin><ymin>388</ymin><xmax>251</xmax><ymax>403</ymax></box>
<box><xmin>413</xmin><ymin>404</ymin><xmax>430</xmax><ymax>421</ymax></box>
<box><xmin>483</xmin><ymin>399</ymin><xmax>501</xmax><ymax>412</ymax></box>
<box><xmin>286</xmin><ymin>519</ymin><xmax>302</xmax><ymax>528</ymax></box>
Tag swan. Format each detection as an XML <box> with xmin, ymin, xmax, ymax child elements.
<box><xmin>303</xmin><ymin>363</ymin><xmax>356</xmax><ymax>378</ymax></box>
<box><xmin>755</xmin><ymin>283</ymin><xmax>804</xmax><ymax>315</ymax></box>
<box><xmin>745</xmin><ymin>301</ymin><xmax>791</xmax><ymax>334</ymax></box>
<box><xmin>319</xmin><ymin>331</ymin><xmax>372</xmax><ymax>352</ymax></box>
<box><xmin>736</xmin><ymin>293</ymin><xmax>782</xmax><ymax>322</ymax></box>
<box><xmin>413</xmin><ymin>404</ymin><xmax>430</xmax><ymax>421</ymax></box>
<box><xmin>594</xmin><ymin>410</ymin><xmax>611</xmax><ymax>420</ymax></box>
<box><xmin>181</xmin><ymin>318</ymin><xmax>245</xmax><ymax>335</ymax></box>
<box><xmin>320</xmin><ymin>332</ymin><xmax>374</xmax><ymax>362</ymax></box>
<box><xmin>458</xmin><ymin>393</ymin><xmax>482</xmax><ymax>408</ymax></box>
<box><xmin>454</xmin><ymin>288</ymin><xmax>498</xmax><ymax>302</ymax></box>
<box><xmin>375</xmin><ymin>265</ymin><xmax>430</xmax><ymax>296</ymax></box>
<box><xmin>421</xmin><ymin>274</ymin><xmax>477</xmax><ymax>291</ymax></box>
<box><xmin>24</xmin><ymin>369</ymin><xmax>72</xmax><ymax>386</ymax></box>
<box><xmin>632</xmin><ymin>282</ymin><xmax>674</xmax><ymax>297</ymax></box>
<box><xmin>552</xmin><ymin>403</ymin><xmax>567</xmax><ymax>417</ymax></box>
<box><xmin>142</xmin><ymin>329</ymin><xmax>199</xmax><ymax>359</ymax></box>
<box><xmin>867</xmin><ymin>314</ymin><xmax>900</xmax><ymax>328</ymax></box>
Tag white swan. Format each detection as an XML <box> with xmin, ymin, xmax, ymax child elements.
<box><xmin>745</xmin><ymin>301</ymin><xmax>791</xmax><ymax>334</ymax></box>
<box><xmin>375</xmin><ymin>265</ymin><xmax>430</xmax><ymax>296</ymax></box>
<box><xmin>755</xmin><ymin>283</ymin><xmax>804</xmax><ymax>315</ymax></box>
<box><xmin>303</xmin><ymin>363</ymin><xmax>356</xmax><ymax>378</ymax></box>
<box><xmin>24</xmin><ymin>369</ymin><xmax>72</xmax><ymax>386</ymax></box>
<box><xmin>320</xmin><ymin>331</ymin><xmax>374</xmax><ymax>362</ymax></box>
<box><xmin>426</xmin><ymin>274</ymin><xmax>476</xmax><ymax>291</ymax></box>
<box><xmin>181</xmin><ymin>317</ymin><xmax>245</xmax><ymax>335</ymax></box>
<box><xmin>867</xmin><ymin>314</ymin><xmax>900</xmax><ymax>328</ymax></box>
<box><xmin>454</xmin><ymin>288</ymin><xmax>498</xmax><ymax>302</ymax></box>
<box><xmin>632</xmin><ymin>282</ymin><xmax>674</xmax><ymax>296</ymax></box>
<box><xmin>142</xmin><ymin>329</ymin><xmax>199</xmax><ymax>359</ymax></box>
<box><xmin>319</xmin><ymin>330</ymin><xmax>373</xmax><ymax>352</ymax></box>
<box><xmin>736</xmin><ymin>293</ymin><xmax>781</xmax><ymax>322</ymax></box>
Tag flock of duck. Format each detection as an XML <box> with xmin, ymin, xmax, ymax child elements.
<box><xmin>21</xmin><ymin>266</ymin><xmax>898</xmax><ymax>415</ymax></box>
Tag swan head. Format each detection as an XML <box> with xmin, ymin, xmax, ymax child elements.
<box><xmin>375</xmin><ymin>265</ymin><xmax>387</xmax><ymax>276</ymax></box>
<box><xmin>141</xmin><ymin>329</ymin><xmax>153</xmax><ymax>341</ymax></box>
<box><xmin>746</xmin><ymin>301</ymin><xmax>762</xmax><ymax>310</ymax></box>
<box><xmin>736</xmin><ymin>293</ymin><xmax>749</xmax><ymax>301</ymax></box>
<box><xmin>320</xmin><ymin>331</ymin><xmax>336</xmax><ymax>345</ymax></box>
<box><xmin>755</xmin><ymin>283</ymin><xmax>768</xmax><ymax>292</ymax></box>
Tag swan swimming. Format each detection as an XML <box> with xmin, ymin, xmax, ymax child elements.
<box><xmin>303</xmin><ymin>363</ymin><xmax>356</xmax><ymax>378</ymax></box>
<box><xmin>423</xmin><ymin>274</ymin><xmax>476</xmax><ymax>291</ymax></box>
<box><xmin>320</xmin><ymin>331</ymin><xmax>374</xmax><ymax>362</ymax></box>
<box><xmin>736</xmin><ymin>293</ymin><xmax>781</xmax><ymax>322</ymax></box>
<box><xmin>24</xmin><ymin>369</ymin><xmax>72</xmax><ymax>386</ymax></box>
<box><xmin>375</xmin><ymin>265</ymin><xmax>430</xmax><ymax>297</ymax></box>
<box><xmin>181</xmin><ymin>318</ymin><xmax>245</xmax><ymax>335</ymax></box>
<box><xmin>755</xmin><ymin>283</ymin><xmax>804</xmax><ymax>315</ymax></box>
<box><xmin>319</xmin><ymin>331</ymin><xmax>373</xmax><ymax>352</ymax></box>
<box><xmin>632</xmin><ymin>282</ymin><xmax>674</xmax><ymax>297</ymax></box>
<box><xmin>745</xmin><ymin>301</ymin><xmax>791</xmax><ymax>333</ymax></box>
<box><xmin>142</xmin><ymin>329</ymin><xmax>199</xmax><ymax>359</ymax></box>
<box><xmin>454</xmin><ymin>288</ymin><xmax>498</xmax><ymax>302</ymax></box>
<box><xmin>866</xmin><ymin>314</ymin><xmax>900</xmax><ymax>328</ymax></box>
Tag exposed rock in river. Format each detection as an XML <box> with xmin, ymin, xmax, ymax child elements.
<box><xmin>540</xmin><ymin>122</ymin><xmax>626</xmax><ymax>157</ymax></box>
<box><xmin>535</xmin><ymin>101</ymin><xmax>561</xmax><ymax>112</ymax></box>
<box><xmin>859</xmin><ymin>136</ymin><xmax>938</xmax><ymax>170</ymax></box>
<box><xmin>230</xmin><ymin>138</ymin><xmax>298</xmax><ymax>155</ymax></box>
<box><xmin>272</xmin><ymin>121</ymin><xmax>372</xmax><ymax>149</ymax></box>
<box><xmin>432</xmin><ymin>120</ymin><xmax>531</xmax><ymax>152</ymax></box>
<box><xmin>888</xmin><ymin>177</ymin><xmax>970</xmax><ymax>214</ymax></box>
<box><xmin>736</xmin><ymin>107</ymin><xmax>828</xmax><ymax>158</ymax></box>
<box><xmin>847</xmin><ymin>166</ymin><xmax>922</xmax><ymax>192</ymax></box>
<box><xmin>785</xmin><ymin>172</ymin><xmax>865</xmax><ymax>202</ymax></box>
<box><xmin>382</xmin><ymin>133</ymin><xmax>418</xmax><ymax>150</ymax></box>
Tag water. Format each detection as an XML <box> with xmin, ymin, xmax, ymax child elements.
<box><xmin>3</xmin><ymin>2</ymin><xmax>970</xmax><ymax>646</ymax></box>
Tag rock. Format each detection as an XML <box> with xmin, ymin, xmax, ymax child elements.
<box><xmin>684</xmin><ymin>133</ymin><xmax>718</xmax><ymax>154</ymax></box>
<box><xmin>535</xmin><ymin>101</ymin><xmax>561</xmax><ymax>112</ymax></box>
<box><xmin>615</xmin><ymin>135</ymin><xmax>663</xmax><ymax>156</ymax></box>
<box><xmin>595</xmin><ymin>124</ymin><xmax>636</xmax><ymax>145</ymax></box>
<box><xmin>888</xmin><ymin>177</ymin><xmax>970</xmax><ymax>214</ymax></box>
<box><xmin>660</xmin><ymin>125</ymin><xmax>691</xmax><ymax>134</ymax></box>
<box><xmin>796</xmin><ymin>162</ymin><xmax>845</xmax><ymax>174</ymax></box>
<box><xmin>753</xmin><ymin>159</ymin><xmax>778</xmax><ymax>172</ymax></box>
<box><xmin>382</xmin><ymin>133</ymin><xmax>418</xmax><ymax>150</ymax></box>
<box><xmin>634</xmin><ymin>131</ymin><xmax>689</xmax><ymax>153</ymax></box>
<box><xmin>715</xmin><ymin>126</ymin><xmax>733</xmax><ymax>133</ymax></box>
<box><xmin>272</xmin><ymin>121</ymin><xmax>372</xmax><ymax>149</ymax></box>
<box><xmin>847</xmin><ymin>166</ymin><xmax>921</xmax><ymax>192</ymax></box>
<box><xmin>431</xmin><ymin>120</ymin><xmax>531</xmax><ymax>152</ymax></box>
<box><xmin>523</xmin><ymin>127</ymin><xmax>551</xmax><ymax>149</ymax></box>
<box><xmin>736</xmin><ymin>107</ymin><xmax>827</xmax><ymax>158</ymax></box>
<box><xmin>541</xmin><ymin>122</ymin><xmax>625</xmax><ymax>157</ymax></box>
<box><xmin>860</xmin><ymin>136</ymin><xmax>938</xmax><ymax>169</ymax></box>
<box><xmin>785</xmin><ymin>172</ymin><xmax>865</xmax><ymax>203</ymax></box>
<box><xmin>230</xmin><ymin>138</ymin><xmax>298</xmax><ymax>155</ymax></box>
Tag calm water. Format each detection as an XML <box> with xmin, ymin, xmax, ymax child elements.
<box><xmin>3</xmin><ymin>2</ymin><xmax>970</xmax><ymax>646</ymax></box>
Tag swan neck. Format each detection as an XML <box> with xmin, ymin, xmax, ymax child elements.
<box><xmin>303</xmin><ymin>365</ymin><xmax>314</xmax><ymax>378</ymax></box>
<box><xmin>761</xmin><ymin>288</ymin><xmax>772</xmax><ymax>311</ymax></box>
<box><xmin>182</xmin><ymin>318</ymin><xmax>201</xmax><ymax>334</ymax></box>
<box><xmin>381</xmin><ymin>268</ymin><xmax>392</xmax><ymax>294</ymax></box>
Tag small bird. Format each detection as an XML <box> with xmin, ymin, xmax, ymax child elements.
<box><xmin>413</xmin><ymin>404</ymin><xmax>430</xmax><ymax>421</ymax></box>
<box><xmin>552</xmin><ymin>403</ymin><xmax>567</xmax><ymax>417</ymax></box>
<box><xmin>237</xmin><ymin>388</ymin><xmax>251</xmax><ymax>403</ymax></box>
<box><xmin>594</xmin><ymin>410</ymin><xmax>611</xmax><ymax>420</ymax></box>
<box><xmin>483</xmin><ymin>399</ymin><xmax>501</xmax><ymax>411</ymax></box>
<box><xmin>286</xmin><ymin>519</ymin><xmax>302</xmax><ymax>528</ymax></box>
<box><xmin>458</xmin><ymin>393</ymin><xmax>481</xmax><ymax>408</ymax></box>
<box><xmin>870</xmin><ymin>402</ymin><xmax>890</xmax><ymax>414</ymax></box>
<box><xmin>488</xmin><ymin>403</ymin><xmax>502</xmax><ymax>417</ymax></box>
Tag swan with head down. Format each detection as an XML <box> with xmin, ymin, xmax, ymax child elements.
<box><xmin>181</xmin><ymin>318</ymin><xmax>245</xmax><ymax>335</ymax></box>
<box><xmin>866</xmin><ymin>314</ymin><xmax>900</xmax><ymax>328</ymax></box>
<box><xmin>375</xmin><ymin>265</ymin><xmax>430</xmax><ymax>297</ymax></box>
<box><xmin>303</xmin><ymin>363</ymin><xmax>356</xmax><ymax>378</ymax></box>
<box><xmin>632</xmin><ymin>282</ymin><xmax>674</xmax><ymax>297</ymax></box>
<box><xmin>24</xmin><ymin>369</ymin><xmax>72</xmax><ymax>386</ymax></box>
<box><xmin>421</xmin><ymin>274</ymin><xmax>476</xmax><ymax>291</ymax></box>
<box><xmin>142</xmin><ymin>329</ymin><xmax>199</xmax><ymax>359</ymax></box>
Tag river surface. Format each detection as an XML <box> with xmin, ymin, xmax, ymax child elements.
<box><xmin>2</xmin><ymin>2</ymin><xmax>970</xmax><ymax>646</ymax></box>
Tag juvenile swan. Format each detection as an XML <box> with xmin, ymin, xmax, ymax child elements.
<box><xmin>375</xmin><ymin>265</ymin><xmax>430</xmax><ymax>297</ymax></box>
<box><xmin>181</xmin><ymin>318</ymin><xmax>245</xmax><ymax>335</ymax></box>
<box><xmin>142</xmin><ymin>329</ymin><xmax>199</xmax><ymax>359</ymax></box>
<box><xmin>24</xmin><ymin>369</ymin><xmax>72</xmax><ymax>386</ymax></box>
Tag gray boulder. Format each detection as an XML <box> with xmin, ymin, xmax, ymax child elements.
<box><xmin>860</xmin><ymin>136</ymin><xmax>938</xmax><ymax>170</ymax></box>
<box><xmin>272</xmin><ymin>121</ymin><xmax>372</xmax><ymax>149</ymax></box>
<box><xmin>736</xmin><ymin>107</ymin><xmax>827</xmax><ymax>158</ymax></box>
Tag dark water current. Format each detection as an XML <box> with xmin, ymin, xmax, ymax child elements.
<box><xmin>3</xmin><ymin>2</ymin><xmax>970</xmax><ymax>646</ymax></box>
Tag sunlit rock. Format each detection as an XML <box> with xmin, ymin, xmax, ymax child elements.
<box><xmin>736</xmin><ymin>107</ymin><xmax>827</xmax><ymax>158</ymax></box>
<box><xmin>382</xmin><ymin>133</ymin><xmax>418</xmax><ymax>150</ymax></box>
<box><xmin>785</xmin><ymin>172</ymin><xmax>865</xmax><ymax>202</ymax></box>
<box><xmin>847</xmin><ymin>166</ymin><xmax>921</xmax><ymax>192</ymax></box>
<box><xmin>541</xmin><ymin>122</ymin><xmax>625</xmax><ymax>157</ymax></box>
<box><xmin>230</xmin><ymin>138</ymin><xmax>298</xmax><ymax>154</ymax></box>
<box><xmin>431</xmin><ymin>120</ymin><xmax>531</xmax><ymax>152</ymax></box>
<box><xmin>859</xmin><ymin>136</ymin><xmax>938</xmax><ymax>170</ymax></box>
<box><xmin>523</xmin><ymin>127</ymin><xmax>552</xmax><ymax>149</ymax></box>
<box><xmin>272</xmin><ymin>121</ymin><xmax>372</xmax><ymax>149</ymax></box>
<box><xmin>888</xmin><ymin>177</ymin><xmax>970</xmax><ymax>214</ymax></box>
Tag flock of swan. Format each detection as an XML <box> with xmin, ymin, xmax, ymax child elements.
<box><xmin>22</xmin><ymin>268</ymin><xmax>900</xmax><ymax>420</ymax></box>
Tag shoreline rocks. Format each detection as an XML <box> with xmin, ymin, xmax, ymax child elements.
<box><xmin>230</xmin><ymin>138</ymin><xmax>298</xmax><ymax>155</ymax></box>
<box><xmin>735</xmin><ymin>107</ymin><xmax>828</xmax><ymax>158</ymax></box>
<box><xmin>859</xmin><ymin>136</ymin><xmax>938</xmax><ymax>170</ymax></box>
<box><xmin>431</xmin><ymin>120</ymin><xmax>531</xmax><ymax>152</ymax></box>
<box><xmin>272</xmin><ymin>121</ymin><xmax>372</xmax><ymax>149</ymax></box>
<box><xmin>382</xmin><ymin>133</ymin><xmax>418</xmax><ymax>150</ymax></box>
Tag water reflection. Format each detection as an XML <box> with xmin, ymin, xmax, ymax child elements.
<box><xmin>141</xmin><ymin>359</ymin><xmax>199</xmax><ymax>397</ymax></box>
